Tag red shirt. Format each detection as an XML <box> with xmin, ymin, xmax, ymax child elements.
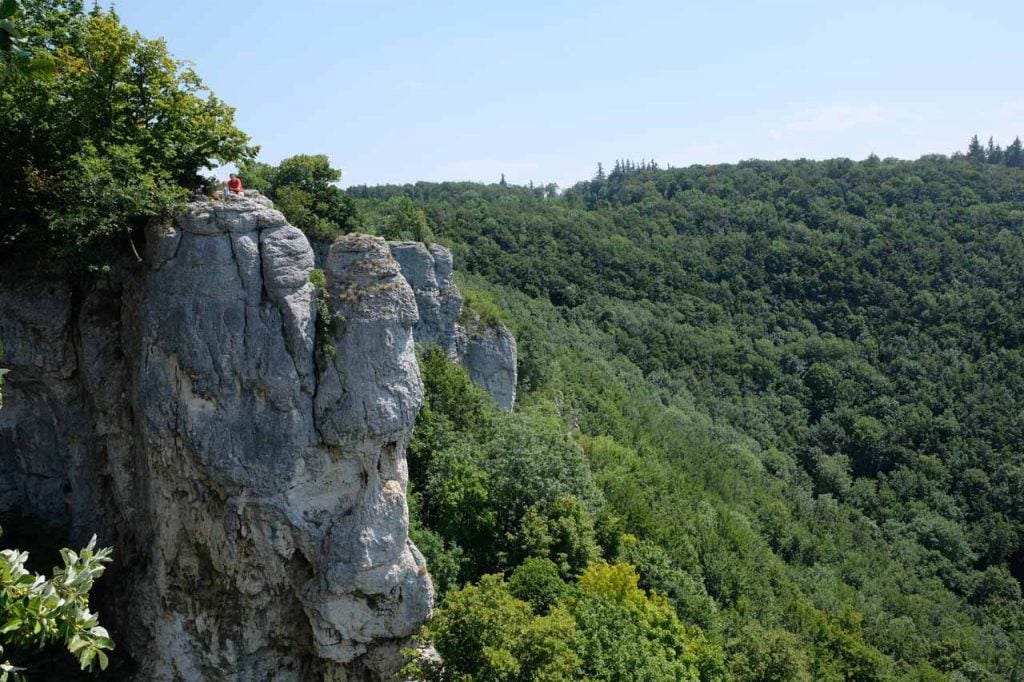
<box><xmin>227</xmin><ymin>177</ymin><xmax>243</xmax><ymax>194</ymax></box>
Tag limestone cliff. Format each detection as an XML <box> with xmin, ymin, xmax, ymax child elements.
<box><xmin>388</xmin><ymin>242</ymin><xmax>462</xmax><ymax>360</ymax></box>
<box><xmin>0</xmin><ymin>196</ymin><xmax>432</xmax><ymax>680</ymax></box>
<box><xmin>389</xmin><ymin>241</ymin><xmax>517</xmax><ymax>411</ymax></box>
<box><xmin>458</xmin><ymin>318</ymin><xmax>518</xmax><ymax>412</ymax></box>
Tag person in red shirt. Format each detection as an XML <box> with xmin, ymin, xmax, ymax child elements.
<box><xmin>225</xmin><ymin>173</ymin><xmax>244</xmax><ymax>197</ymax></box>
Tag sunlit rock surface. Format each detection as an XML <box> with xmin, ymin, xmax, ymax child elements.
<box><xmin>388</xmin><ymin>240</ymin><xmax>517</xmax><ymax>411</ymax></box>
<box><xmin>0</xmin><ymin>196</ymin><xmax>432</xmax><ymax>681</ymax></box>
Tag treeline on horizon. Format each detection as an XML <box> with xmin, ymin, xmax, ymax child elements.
<box><xmin>346</xmin><ymin>134</ymin><xmax>1024</xmax><ymax>200</ymax></box>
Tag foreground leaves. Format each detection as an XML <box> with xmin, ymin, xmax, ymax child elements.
<box><xmin>0</xmin><ymin>531</ymin><xmax>113</xmax><ymax>680</ymax></box>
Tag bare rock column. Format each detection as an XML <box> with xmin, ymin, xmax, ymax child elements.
<box><xmin>388</xmin><ymin>241</ymin><xmax>518</xmax><ymax>411</ymax></box>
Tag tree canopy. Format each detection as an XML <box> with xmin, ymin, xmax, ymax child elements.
<box><xmin>238</xmin><ymin>153</ymin><xmax>361</xmax><ymax>241</ymax></box>
<box><xmin>404</xmin><ymin>562</ymin><xmax>725</xmax><ymax>682</ymax></box>
<box><xmin>0</xmin><ymin>1</ymin><xmax>252</xmax><ymax>274</ymax></box>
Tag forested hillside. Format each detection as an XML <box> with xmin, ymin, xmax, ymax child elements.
<box><xmin>350</xmin><ymin>154</ymin><xmax>1024</xmax><ymax>680</ymax></box>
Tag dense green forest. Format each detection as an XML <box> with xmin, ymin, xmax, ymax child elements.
<box><xmin>348</xmin><ymin>152</ymin><xmax>1024</xmax><ymax>680</ymax></box>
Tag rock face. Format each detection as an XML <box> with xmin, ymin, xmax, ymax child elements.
<box><xmin>388</xmin><ymin>241</ymin><xmax>517</xmax><ymax>411</ymax></box>
<box><xmin>460</xmin><ymin>319</ymin><xmax>518</xmax><ymax>412</ymax></box>
<box><xmin>388</xmin><ymin>242</ymin><xmax>462</xmax><ymax>359</ymax></box>
<box><xmin>0</xmin><ymin>196</ymin><xmax>431</xmax><ymax>680</ymax></box>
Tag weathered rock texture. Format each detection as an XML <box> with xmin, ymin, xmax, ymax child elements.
<box><xmin>388</xmin><ymin>242</ymin><xmax>462</xmax><ymax>359</ymax></box>
<box><xmin>460</xmin><ymin>319</ymin><xmax>518</xmax><ymax>412</ymax></box>
<box><xmin>388</xmin><ymin>241</ymin><xmax>517</xmax><ymax>411</ymax></box>
<box><xmin>0</xmin><ymin>196</ymin><xmax>431</xmax><ymax>680</ymax></box>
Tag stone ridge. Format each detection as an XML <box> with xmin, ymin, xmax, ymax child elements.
<box><xmin>0</xmin><ymin>196</ymin><xmax>432</xmax><ymax>681</ymax></box>
<box><xmin>389</xmin><ymin>241</ymin><xmax>462</xmax><ymax>359</ymax></box>
<box><xmin>388</xmin><ymin>240</ymin><xmax>518</xmax><ymax>411</ymax></box>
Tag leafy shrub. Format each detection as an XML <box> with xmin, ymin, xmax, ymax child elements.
<box><xmin>309</xmin><ymin>268</ymin><xmax>338</xmax><ymax>357</ymax></box>
<box><xmin>0</xmin><ymin>532</ymin><xmax>113</xmax><ymax>678</ymax></box>
<box><xmin>458</xmin><ymin>283</ymin><xmax>509</xmax><ymax>329</ymax></box>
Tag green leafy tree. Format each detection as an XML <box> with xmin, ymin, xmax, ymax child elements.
<box><xmin>0</xmin><ymin>0</ymin><xmax>52</xmax><ymax>81</ymax></box>
<box><xmin>0</xmin><ymin>534</ymin><xmax>114</xmax><ymax>679</ymax></box>
<box><xmin>405</xmin><ymin>573</ymin><xmax>580</xmax><ymax>682</ymax></box>
<box><xmin>407</xmin><ymin>496</ymin><xmax>464</xmax><ymax>599</ymax></box>
<box><xmin>374</xmin><ymin>195</ymin><xmax>434</xmax><ymax>243</ymax></box>
<box><xmin>237</xmin><ymin>154</ymin><xmax>361</xmax><ymax>241</ymax></box>
<box><xmin>409</xmin><ymin>563</ymin><xmax>724</xmax><ymax>682</ymax></box>
<box><xmin>568</xmin><ymin>562</ymin><xmax>725</xmax><ymax>682</ymax></box>
<box><xmin>0</xmin><ymin>2</ymin><xmax>252</xmax><ymax>272</ymax></box>
<box><xmin>483</xmin><ymin>414</ymin><xmax>601</xmax><ymax>540</ymax></box>
<box><xmin>508</xmin><ymin>558</ymin><xmax>570</xmax><ymax>615</ymax></box>
<box><xmin>616</xmin><ymin>534</ymin><xmax>717</xmax><ymax>628</ymax></box>
<box><xmin>803</xmin><ymin>362</ymin><xmax>843</xmax><ymax>419</ymax></box>
<box><xmin>415</xmin><ymin>345</ymin><xmax>494</xmax><ymax>437</ymax></box>
<box><xmin>724</xmin><ymin>621</ymin><xmax>812</xmax><ymax>681</ymax></box>
<box><xmin>419</xmin><ymin>442</ymin><xmax>498</xmax><ymax>577</ymax></box>
<box><xmin>513</xmin><ymin>496</ymin><xmax>599</xmax><ymax>578</ymax></box>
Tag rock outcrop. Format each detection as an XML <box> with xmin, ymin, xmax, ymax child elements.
<box><xmin>459</xmin><ymin>319</ymin><xmax>518</xmax><ymax>412</ymax></box>
<box><xmin>388</xmin><ymin>241</ymin><xmax>517</xmax><ymax>411</ymax></box>
<box><xmin>0</xmin><ymin>196</ymin><xmax>431</xmax><ymax>680</ymax></box>
<box><xmin>388</xmin><ymin>242</ymin><xmax>462</xmax><ymax>359</ymax></box>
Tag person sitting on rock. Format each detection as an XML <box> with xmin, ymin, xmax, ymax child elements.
<box><xmin>225</xmin><ymin>173</ymin><xmax>244</xmax><ymax>197</ymax></box>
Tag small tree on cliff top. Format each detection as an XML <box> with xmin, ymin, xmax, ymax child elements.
<box><xmin>238</xmin><ymin>154</ymin><xmax>363</xmax><ymax>241</ymax></box>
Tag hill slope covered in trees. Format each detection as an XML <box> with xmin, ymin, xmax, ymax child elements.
<box><xmin>349</xmin><ymin>154</ymin><xmax>1024</xmax><ymax>680</ymax></box>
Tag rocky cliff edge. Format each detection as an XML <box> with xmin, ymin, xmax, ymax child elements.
<box><xmin>0</xmin><ymin>196</ymin><xmax>433</xmax><ymax>680</ymax></box>
<box><xmin>389</xmin><ymin>241</ymin><xmax>517</xmax><ymax>411</ymax></box>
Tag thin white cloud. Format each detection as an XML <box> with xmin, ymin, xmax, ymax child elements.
<box><xmin>770</xmin><ymin>105</ymin><xmax>889</xmax><ymax>138</ymax></box>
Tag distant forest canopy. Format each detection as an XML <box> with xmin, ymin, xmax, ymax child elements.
<box><xmin>349</xmin><ymin>150</ymin><xmax>1024</xmax><ymax>680</ymax></box>
<box><xmin>347</xmin><ymin>134</ymin><xmax>1024</xmax><ymax>203</ymax></box>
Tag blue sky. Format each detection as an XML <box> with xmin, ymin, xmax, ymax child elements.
<box><xmin>116</xmin><ymin>0</ymin><xmax>1024</xmax><ymax>188</ymax></box>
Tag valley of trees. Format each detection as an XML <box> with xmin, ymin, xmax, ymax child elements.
<box><xmin>350</xmin><ymin>150</ymin><xmax>1024</xmax><ymax>680</ymax></box>
<box><xmin>2</xmin><ymin>0</ymin><xmax>1023</xmax><ymax>679</ymax></box>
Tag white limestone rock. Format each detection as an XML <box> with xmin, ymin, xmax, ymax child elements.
<box><xmin>388</xmin><ymin>241</ymin><xmax>518</xmax><ymax>411</ymax></box>
<box><xmin>0</xmin><ymin>196</ymin><xmax>433</xmax><ymax>681</ymax></box>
